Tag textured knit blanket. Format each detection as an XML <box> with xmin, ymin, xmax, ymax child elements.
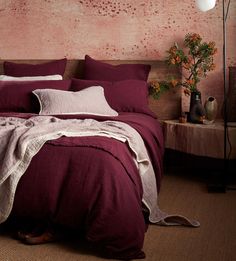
<box><xmin>0</xmin><ymin>116</ymin><xmax>199</xmax><ymax>227</ymax></box>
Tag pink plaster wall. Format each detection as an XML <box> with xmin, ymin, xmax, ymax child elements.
<box><xmin>0</xmin><ymin>0</ymin><xmax>235</xmax><ymax>110</ymax></box>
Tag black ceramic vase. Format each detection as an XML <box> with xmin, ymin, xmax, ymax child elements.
<box><xmin>189</xmin><ymin>91</ymin><xmax>205</xmax><ymax>123</ymax></box>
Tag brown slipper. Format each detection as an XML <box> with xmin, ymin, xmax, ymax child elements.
<box><xmin>17</xmin><ymin>223</ymin><xmax>46</xmax><ymax>241</ymax></box>
<box><xmin>24</xmin><ymin>230</ymin><xmax>59</xmax><ymax>245</ymax></box>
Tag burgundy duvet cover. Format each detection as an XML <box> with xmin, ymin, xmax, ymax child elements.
<box><xmin>0</xmin><ymin>112</ymin><xmax>164</xmax><ymax>259</ymax></box>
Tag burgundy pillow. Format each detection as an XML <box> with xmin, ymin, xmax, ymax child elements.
<box><xmin>71</xmin><ymin>79</ymin><xmax>155</xmax><ymax>117</ymax></box>
<box><xmin>84</xmin><ymin>55</ymin><xmax>151</xmax><ymax>81</ymax></box>
<box><xmin>0</xmin><ymin>80</ymin><xmax>71</xmax><ymax>113</ymax></box>
<box><xmin>3</xmin><ymin>58</ymin><xmax>67</xmax><ymax>77</ymax></box>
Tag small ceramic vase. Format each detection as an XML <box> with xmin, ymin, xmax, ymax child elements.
<box><xmin>204</xmin><ymin>96</ymin><xmax>218</xmax><ymax>122</ymax></box>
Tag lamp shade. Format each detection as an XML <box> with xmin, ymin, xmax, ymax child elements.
<box><xmin>195</xmin><ymin>0</ymin><xmax>216</xmax><ymax>12</ymax></box>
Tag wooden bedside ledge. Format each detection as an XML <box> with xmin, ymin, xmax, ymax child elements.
<box><xmin>163</xmin><ymin>120</ymin><xmax>236</xmax><ymax>159</ymax></box>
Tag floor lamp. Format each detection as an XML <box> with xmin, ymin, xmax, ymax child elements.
<box><xmin>195</xmin><ymin>0</ymin><xmax>231</xmax><ymax>192</ymax></box>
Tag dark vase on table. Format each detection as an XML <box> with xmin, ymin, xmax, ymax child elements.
<box><xmin>189</xmin><ymin>91</ymin><xmax>206</xmax><ymax>123</ymax></box>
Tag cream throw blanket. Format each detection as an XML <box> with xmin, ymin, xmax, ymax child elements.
<box><xmin>0</xmin><ymin>116</ymin><xmax>199</xmax><ymax>227</ymax></box>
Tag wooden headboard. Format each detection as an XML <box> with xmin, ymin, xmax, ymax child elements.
<box><xmin>0</xmin><ymin>59</ymin><xmax>182</xmax><ymax>120</ymax></box>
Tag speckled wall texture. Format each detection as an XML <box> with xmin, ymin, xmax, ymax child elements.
<box><xmin>0</xmin><ymin>0</ymin><xmax>235</xmax><ymax>107</ymax></box>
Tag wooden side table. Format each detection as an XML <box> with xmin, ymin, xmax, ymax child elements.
<box><xmin>163</xmin><ymin>120</ymin><xmax>236</xmax><ymax>159</ymax></box>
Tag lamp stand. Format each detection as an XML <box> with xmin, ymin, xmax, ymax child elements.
<box><xmin>207</xmin><ymin>0</ymin><xmax>231</xmax><ymax>193</ymax></box>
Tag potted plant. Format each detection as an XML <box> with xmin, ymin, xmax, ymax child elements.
<box><xmin>149</xmin><ymin>33</ymin><xmax>217</xmax><ymax>123</ymax></box>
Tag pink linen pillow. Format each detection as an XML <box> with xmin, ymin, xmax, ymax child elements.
<box><xmin>3</xmin><ymin>58</ymin><xmax>67</xmax><ymax>77</ymax></box>
<box><xmin>33</xmin><ymin>87</ymin><xmax>118</xmax><ymax>116</ymax></box>
<box><xmin>0</xmin><ymin>80</ymin><xmax>71</xmax><ymax>113</ymax></box>
<box><xmin>84</xmin><ymin>55</ymin><xmax>151</xmax><ymax>81</ymax></box>
<box><xmin>71</xmin><ymin>79</ymin><xmax>156</xmax><ymax>117</ymax></box>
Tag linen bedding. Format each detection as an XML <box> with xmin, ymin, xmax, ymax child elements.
<box><xmin>0</xmin><ymin>58</ymin><xmax>198</xmax><ymax>259</ymax></box>
<box><xmin>0</xmin><ymin>111</ymin><xmax>199</xmax><ymax>259</ymax></box>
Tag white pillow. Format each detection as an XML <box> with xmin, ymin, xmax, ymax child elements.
<box><xmin>33</xmin><ymin>86</ymin><xmax>118</xmax><ymax>116</ymax></box>
<box><xmin>0</xmin><ymin>74</ymin><xmax>63</xmax><ymax>81</ymax></box>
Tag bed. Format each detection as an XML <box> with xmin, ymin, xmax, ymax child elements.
<box><xmin>0</xmin><ymin>56</ymin><xmax>198</xmax><ymax>259</ymax></box>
